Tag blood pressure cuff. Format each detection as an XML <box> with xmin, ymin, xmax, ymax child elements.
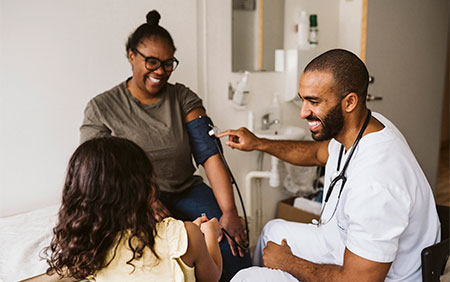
<box><xmin>186</xmin><ymin>116</ymin><xmax>222</xmax><ymax>166</ymax></box>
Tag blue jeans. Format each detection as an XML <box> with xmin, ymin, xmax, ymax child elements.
<box><xmin>160</xmin><ymin>182</ymin><xmax>252</xmax><ymax>282</ymax></box>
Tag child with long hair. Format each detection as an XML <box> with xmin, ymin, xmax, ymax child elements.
<box><xmin>39</xmin><ymin>136</ymin><xmax>222</xmax><ymax>282</ymax></box>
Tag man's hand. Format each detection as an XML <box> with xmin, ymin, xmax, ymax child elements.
<box><xmin>263</xmin><ymin>241</ymin><xmax>392</xmax><ymax>282</ymax></box>
<box><xmin>220</xmin><ymin>212</ymin><xmax>248</xmax><ymax>257</ymax></box>
<box><xmin>217</xmin><ymin>127</ymin><xmax>262</xmax><ymax>151</ymax></box>
<box><xmin>263</xmin><ymin>239</ymin><xmax>294</xmax><ymax>270</ymax></box>
<box><xmin>151</xmin><ymin>199</ymin><xmax>171</xmax><ymax>221</ymax></box>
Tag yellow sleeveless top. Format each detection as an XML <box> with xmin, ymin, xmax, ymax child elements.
<box><xmin>90</xmin><ymin>217</ymin><xmax>195</xmax><ymax>282</ymax></box>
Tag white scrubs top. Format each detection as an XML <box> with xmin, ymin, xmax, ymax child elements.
<box><xmin>232</xmin><ymin>112</ymin><xmax>440</xmax><ymax>282</ymax></box>
<box><xmin>324</xmin><ymin>112</ymin><xmax>440</xmax><ymax>281</ymax></box>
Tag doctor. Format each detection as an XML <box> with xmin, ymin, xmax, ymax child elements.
<box><xmin>219</xmin><ymin>49</ymin><xmax>440</xmax><ymax>282</ymax></box>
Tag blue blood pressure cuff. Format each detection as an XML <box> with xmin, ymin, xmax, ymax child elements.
<box><xmin>186</xmin><ymin>116</ymin><xmax>222</xmax><ymax>166</ymax></box>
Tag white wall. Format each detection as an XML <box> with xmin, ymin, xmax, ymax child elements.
<box><xmin>0</xmin><ymin>0</ymin><xmax>198</xmax><ymax>216</ymax></box>
<box><xmin>338</xmin><ymin>0</ymin><xmax>362</xmax><ymax>56</ymax></box>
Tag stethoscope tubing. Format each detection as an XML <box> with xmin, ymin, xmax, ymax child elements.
<box><xmin>316</xmin><ymin>110</ymin><xmax>372</xmax><ymax>226</ymax></box>
<box><xmin>209</xmin><ymin>124</ymin><xmax>250</xmax><ymax>250</ymax></box>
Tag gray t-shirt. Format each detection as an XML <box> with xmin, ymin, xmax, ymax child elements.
<box><xmin>80</xmin><ymin>79</ymin><xmax>204</xmax><ymax>193</ymax></box>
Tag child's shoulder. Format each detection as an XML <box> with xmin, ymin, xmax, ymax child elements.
<box><xmin>156</xmin><ymin>217</ymin><xmax>187</xmax><ymax>239</ymax></box>
<box><xmin>158</xmin><ymin>217</ymin><xmax>185</xmax><ymax>229</ymax></box>
<box><xmin>156</xmin><ymin>217</ymin><xmax>189</xmax><ymax>257</ymax></box>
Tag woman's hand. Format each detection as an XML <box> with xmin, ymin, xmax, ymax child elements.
<box><xmin>151</xmin><ymin>199</ymin><xmax>171</xmax><ymax>221</ymax></box>
<box><xmin>220</xmin><ymin>212</ymin><xmax>248</xmax><ymax>257</ymax></box>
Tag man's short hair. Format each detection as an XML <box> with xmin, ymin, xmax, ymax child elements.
<box><xmin>304</xmin><ymin>49</ymin><xmax>369</xmax><ymax>103</ymax></box>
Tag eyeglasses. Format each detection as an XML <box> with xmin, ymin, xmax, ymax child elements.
<box><xmin>133</xmin><ymin>48</ymin><xmax>179</xmax><ymax>72</ymax></box>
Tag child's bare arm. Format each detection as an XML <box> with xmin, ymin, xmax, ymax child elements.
<box><xmin>183</xmin><ymin>220</ymin><xmax>222</xmax><ymax>282</ymax></box>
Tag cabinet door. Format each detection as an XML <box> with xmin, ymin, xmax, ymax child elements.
<box><xmin>365</xmin><ymin>0</ymin><xmax>448</xmax><ymax>190</ymax></box>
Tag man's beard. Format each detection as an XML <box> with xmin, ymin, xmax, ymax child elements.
<box><xmin>308</xmin><ymin>102</ymin><xmax>344</xmax><ymax>141</ymax></box>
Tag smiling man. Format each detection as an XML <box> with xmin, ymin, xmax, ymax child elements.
<box><xmin>219</xmin><ymin>49</ymin><xmax>440</xmax><ymax>282</ymax></box>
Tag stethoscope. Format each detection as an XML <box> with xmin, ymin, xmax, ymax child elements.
<box><xmin>312</xmin><ymin>110</ymin><xmax>372</xmax><ymax>227</ymax></box>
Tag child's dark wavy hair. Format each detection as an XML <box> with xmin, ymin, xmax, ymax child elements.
<box><xmin>43</xmin><ymin>136</ymin><xmax>160</xmax><ymax>280</ymax></box>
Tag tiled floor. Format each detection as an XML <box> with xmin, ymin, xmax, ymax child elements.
<box><xmin>436</xmin><ymin>143</ymin><xmax>450</xmax><ymax>206</ymax></box>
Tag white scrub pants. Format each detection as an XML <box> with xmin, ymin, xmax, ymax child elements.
<box><xmin>231</xmin><ymin>219</ymin><xmax>345</xmax><ymax>282</ymax></box>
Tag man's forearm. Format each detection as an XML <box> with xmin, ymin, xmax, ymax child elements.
<box><xmin>257</xmin><ymin>139</ymin><xmax>327</xmax><ymax>167</ymax></box>
<box><xmin>276</xmin><ymin>251</ymin><xmax>389</xmax><ymax>282</ymax></box>
<box><xmin>278</xmin><ymin>254</ymin><xmax>343</xmax><ymax>282</ymax></box>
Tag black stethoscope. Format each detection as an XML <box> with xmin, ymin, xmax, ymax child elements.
<box><xmin>312</xmin><ymin>110</ymin><xmax>372</xmax><ymax>227</ymax></box>
<box><xmin>208</xmin><ymin>123</ymin><xmax>250</xmax><ymax>250</ymax></box>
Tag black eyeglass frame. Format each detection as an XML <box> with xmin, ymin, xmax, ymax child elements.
<box><xmin>132</xmin><ymin>48</ymin><xmax>179</xmax><ymax>72</ymax></box>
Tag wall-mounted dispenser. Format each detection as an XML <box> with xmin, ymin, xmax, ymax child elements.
<box><xmin>274</xmin><ymin>49</ymin><xmax>285</xmax><ymax>72</ymax></box>
<box><xmin>283</xmin><ymin>48</ymin><xmax>319</xmax><ymax>103</ymax></box>
<box><xmin>297</xmin><ymin>11</ymin><xmax>309</xmax><ymax>50</ymax></box>
<box><xmin>229</xmin><ymin>71</ymin><xmax>250</xmax><ymax>110</ymax></box>
<box><xmin>284</xmin><ymin>49</ymin><xmax>298</xmax><ymax>102</ymax></box>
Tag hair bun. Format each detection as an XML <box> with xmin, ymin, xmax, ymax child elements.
<box><xmin>146</xmin><ymin>10</ymin><xmax>160</xmax><ymax>26</ymax></box>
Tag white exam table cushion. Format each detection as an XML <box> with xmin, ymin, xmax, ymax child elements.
<box><xmin>0</xmin><ymin>205</ymin><xmax>59</xmax><ymax>282</ymax></box>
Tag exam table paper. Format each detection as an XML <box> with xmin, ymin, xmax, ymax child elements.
<box><xmin>0</xmin><ymin>205</ymin><xmax>59</xmax><ymax>282</ymax></box>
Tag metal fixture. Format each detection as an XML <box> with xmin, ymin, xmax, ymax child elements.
<box><xmin>261</xmin><ymin>113</ymin><xmax>280</xmax><ymax>130</ymax></box>
<box><xmin>367</xmin><ymin>75</ymin><xmax>383</xmax><ymax>101</ymax></box>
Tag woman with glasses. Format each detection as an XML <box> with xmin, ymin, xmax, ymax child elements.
<box><xmin>80</xmin><ymin>10</ymin><xmax>251</xmax><ymax>281</ymax></box>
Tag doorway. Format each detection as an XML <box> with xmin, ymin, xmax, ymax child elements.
<box><xmin>364</xmin><ymin>0</ymin><xmax>448</xmax><ymax>191</ymax></box>
<box><xmin>436</xmin><ymin>46</ymin><xmax>449</xmax><ymax>206</ymax></box>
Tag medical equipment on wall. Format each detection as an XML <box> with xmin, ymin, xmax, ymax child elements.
<box><xmin>186</xmin><ymin>116</ymin><xmax>249</xmax><ymax>250</ymax></box>
<box><xmin>232</xmin><ymin>71</ymin><xmax>250</xmax><ymax>107</ymax></box>
<box><xmin>312</xmin><ymin>110</ymin><xmax>372</xmax><ymax>227</ymax></box>
<box><xmin>228</xmin><ymin>71</ymin><xmax>250</xmax><ymax>110</ymax></box>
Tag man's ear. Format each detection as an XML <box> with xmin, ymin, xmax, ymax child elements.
<box><xmin>343</xmin><ymin>92</ymin><xmax>359</xmax><ymax>113</ymax></box>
